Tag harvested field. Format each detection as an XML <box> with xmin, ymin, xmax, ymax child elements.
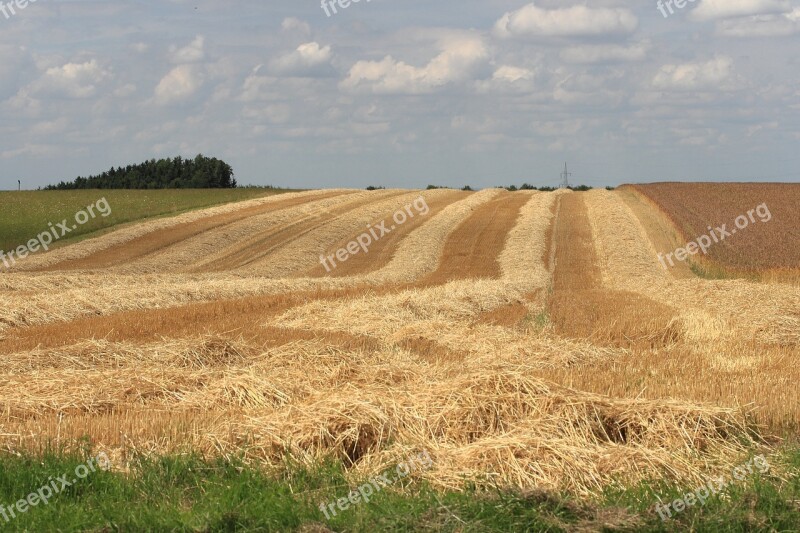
<box><xmin>1</xmin><ymin>185</ymin><xmax>797</xmax><ymax>507</ymax></box>
<box><xmin>628</xmin><ymin>182</ymin><xmax>800</xmax><ymax>278</ymax></box>
<box><xmin>548</xmin><ymin>193</ymin><xmax>680</xmax><ymax>347</ymax></box>
<box><xmin>304</xmin><ymin>190</ymin><xmax>465</xmax><ymax>278</ymax></box>
<box><xmin>200</xmin><ymin>189</ymin><xmax>409</xmax><ymax>274</ymax></box>
<box><xmin>42</xmin><ymin>190</ymin><xmax>349</xmax><ymax>271</ymax></box>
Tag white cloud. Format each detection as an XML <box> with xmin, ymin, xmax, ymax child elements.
<box><xmin>652</xmin><ymin>56</ymin><xmax>734</xmax><ymax>90</ymax></box>
<box><xmin>114</xmin><ymin>83</ymin><xmax>137</xmax><ymax>98</ymax></box>
<box><xmin>281</xmin><ymin>17</ymin><xmax>311</xmax><ymax>35</ymax></box>
<box><xmin>690</xmin><ymin>0</ymin><xmax>791</xmax><ymax>21</ymax></box>
<box><xmin>31</xmin><ymin>117</ymin><xmax>68</xmax><ymax>136</ymax></box>
<box><xmin>747</xmin><ymin>120</ymin><xmax>778</xmax><ymax>136</ymax></box>
<box><xmin>553</xmin><ymin>72</ymin><xmax>626</xmax><ymax>105</ymax></box>
<box><xmin>717</xmin><ymin>8</ymin><xmax>800</xmax><ymax>36</ymax></box>
<box><xmin>154</xmin><ymin>65</ymin><xmax>203</xmax><ymax>105</ymax></box>
<box><xmin>242</xmin><ymin>103</ymin><xmax>291</xmax><ymax>124</ymax></box>
<box><xmin>494</xmin><ymin>3</ymin><xmax>637</xmax><ymax>38</ymax></box>
<box><xmin>0</xmin><ymin>45</ymin><xmax>32</xmax><ymax>99</ymax></box>
<box><xmin>271</xmin><ymin>42</ymin><xmax>333</xmax><ymax>76</ymax></box>
<box><xmin>31</xmin><ymin>60</ymin><xmax>111</xmax><ymax>98</ymax></box>
<box><xmin>475</xmin><ymin>65</ymin><xmax>537</xmax><ymax>94</ymax></box>
<box><xmin>560</xmin><ymin>43</ymin><xmax>649</xmax><ymax>64</ymax></box>
<box><xmin>670</xmin><ymin>127</ymin><xmax>727</xmax><ymax>146</ymax></box>
<box><xmin>0</xmin><ymin>144</ymin><xmax>62</xmax><ymax>160</ymax></box>
<box><xmin>240</xmin><ymin>68</ymin><xmax>274</xmax><ymax>102</ymax></box>
<box><xmin>341</xmin><ymin>36</ymin><xmax>489</xmax><ymax>94</ymax></box>
<box><xmin>169</xmin><ymin>35</ymin><xmax>205</xmax><ymax>64</ymax></box>
<box><xmin>493</xmin><ymin>66</ymin><xmax>534</xmax><ymax>83</ymax></box>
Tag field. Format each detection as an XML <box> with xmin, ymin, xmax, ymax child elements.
<box><xmin>625</xmin><ymin>183</ymin><xmax>800</xmax><ymax>280</ymax></box>
<box><xmin>0</xmin><ymin>188</ymin><xmax>292</xmax><ymax>254</ymax></box>
<box><xmin>0</xmin><ymin>186</ymin><xmax>798</xmax><ymax>531</ymax></box>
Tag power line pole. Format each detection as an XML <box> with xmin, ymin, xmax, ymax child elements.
<box><xmin>560</xmin><ymin>162</ymin><xmax>571</xmax><ymax>189</ymax></box>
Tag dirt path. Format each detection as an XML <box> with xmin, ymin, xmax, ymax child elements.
<box><xmin>420</xmin><ymin>192</ymin><xmax>530</xmax><ymax>284</ymax></box>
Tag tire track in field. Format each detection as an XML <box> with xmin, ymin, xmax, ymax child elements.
<box><xmin>419</xmin><ymin>191</ymin><xmax>531</xmax><ymax>284</ymax></box>
<box><xmin>195</xmin><ymin>190</ymin><xmax>409</xmax><ymax>272</ymax></box>
<box><xmin>40</xmin><ymin>191</ymin><xmax>349</xmax><ymax>271</ymax></box>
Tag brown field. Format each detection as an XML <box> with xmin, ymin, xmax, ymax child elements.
<box><xmin>1</xmin><ymin>186</ymin><xmax>798</xmax><ymax>498</ymax></box>
<box><xmin>627</xmin><ymin>182</ymin><xmax>800</xmax><ymax>278</ymax></box>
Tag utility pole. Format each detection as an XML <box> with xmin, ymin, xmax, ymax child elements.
<box><xmin>560</xmin><ymin>162</ymin><xmax>572</xmax><ymax>189</ymax></box>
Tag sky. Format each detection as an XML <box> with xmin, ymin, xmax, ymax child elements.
<box><xmin>1</xmin><ymin>0</ymin><xmax>800</xmax><ymax>190</ymax></box>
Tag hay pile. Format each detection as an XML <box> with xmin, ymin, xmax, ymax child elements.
<box><xmin>259</xmin><ymin>375</ymin><xmax>755</xmax><ymax>495</ymax></box>
<box><xmin>0</xmin><ymin>333</ymin><xmax>758</xmax><ymax>496</ymax></box>
<box><xmin>498</xmin><ymin>190</ymin><xmax>565</xmax><ymax>289</ymax></box>
<box><xmin>0</xmin><ymin>274</ymin><xmax>357</xmax><ymax>334</ymax></box>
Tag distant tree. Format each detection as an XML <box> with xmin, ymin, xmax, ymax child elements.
<box><xmin>45</xmin><ymin>155</ymin><xmax>236</xmax><ymax>190</ymax></box>
<box><xmin>366</xmin><ymin>186</ymin><xmax>385</xmax><ymax>190</ymax></box>
<box><xmin>462</xmin><ymin>185</ymin><xmax>473</xmax><ymax>191</ymax></box>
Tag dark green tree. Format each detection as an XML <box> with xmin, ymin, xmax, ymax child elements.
<box><xmin>46</xmin><ymin>155</ymin><xmax>237</xmax><ymax>190</ymax></box>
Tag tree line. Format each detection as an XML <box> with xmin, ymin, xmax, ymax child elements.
<box><xmin>45</xmin><ymin>155</ymin><xmax>237</xmax><ymax>190</ymax></box>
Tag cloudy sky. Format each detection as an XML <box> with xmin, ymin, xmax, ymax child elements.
<box><xmin>1</xmin><ymin>0</ymin><xmax>800</xmax><ymax>190</ymax></box>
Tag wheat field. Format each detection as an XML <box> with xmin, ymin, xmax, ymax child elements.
<box><xmin>1</xmin><ymin>187</ymin><xmax>797</xmax><ymax>499</ymax></box>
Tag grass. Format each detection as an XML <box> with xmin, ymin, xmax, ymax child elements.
<box><xmin>604</xmin><ymin>446</ymin><xmax>800</xmax><ymax>532</ymax></box>
<box><xmin>0</xmin><ymin>189</ymin><xmax>294</xmax><ymax>253</ymax></box>
<box><xmin>522</xmin><ymin>309</ymin><xmax>550</xmax><ymax>332</ymax></box>
<box><xmin>688</xmin><ymin>260</ymin><xmax>800</xmax><ymax>285</ymax></box>
<box><xmin>0</xmin><ymin>448</ymin><xmax>797</xmax><ymax>532</ymax></box>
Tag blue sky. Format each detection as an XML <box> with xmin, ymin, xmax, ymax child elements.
<box><xmin>1</xmin><ymin>0</ymin><xmax>799</xmax><ymax>189</ymax></box>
